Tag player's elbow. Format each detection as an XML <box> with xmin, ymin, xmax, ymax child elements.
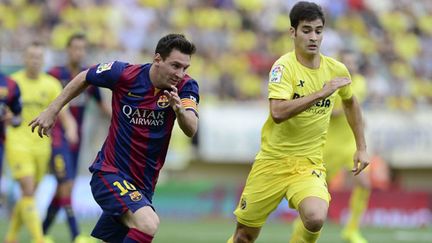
<box><xmin>184</xmin><ymin>128</ymin><xmax>197</xmax><ymax>138</ymax></box>
<box><xmin>271</xmin><ymin>110</ymin><xmax>288</xmax><ymax>124</ymax></box>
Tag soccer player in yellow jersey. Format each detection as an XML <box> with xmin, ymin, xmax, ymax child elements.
<box><xmin>324</xmin><ymin>50</ymin><xmax>370</xmax><ymax>243</ymax></box>
<box><xmin>4</xmin><ymin>41</ymin><xmax>77</xmax><ymax>243</ymax></box>
<box><xmin>227</xmin><ymin>2</ymin><xmax>369</xmax><ymax>243</ymax></box>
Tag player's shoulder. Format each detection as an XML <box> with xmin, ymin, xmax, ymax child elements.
<box><xmin>179</xmin><ymin>74</ymin><xmax>199</xmax><ymax>90</ymax></box>
<box><xmin>273</xmin><ymin>51</ymin><xmax>296</xmax><ymax>67</ymax></box>
<box><xmin>321</xmin><ymin>54</ymin><xmax>348</xmax><ymax>71</ymax></box>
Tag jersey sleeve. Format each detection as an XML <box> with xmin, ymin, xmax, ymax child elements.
<box><xmin>179</xmin><ymin>79</ymin><xmax>199</xmax><ymax>117</ymax></box>
<box><xmin>7</xmin><ymin>79</ymin><xmax>22</xmax><ymax>115</ymax></box>
<box><xmin>86</xmin><ymin>61</ymin><xmax>128</xmax><ymax>89</ymax></box>
<box><xmin>337</xmin><ymin>64</ymin><xmax>353</xmax><ymax>100</ymax></box>
<box><xmin>268</xmin><ymin>63</ymin><xmax>294</xmax><ymax>100</ymax></box>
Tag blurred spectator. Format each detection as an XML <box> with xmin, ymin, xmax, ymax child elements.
<box><xmin>0</xmin><ymin>0</ymin><xmax>431</xmax><ymax>109</ymax></box>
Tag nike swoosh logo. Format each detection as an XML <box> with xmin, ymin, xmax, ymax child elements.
<box><xmin>127</xmin><ymin>92</ymin><xmax>141</xmax><ymax>98</ymax></box>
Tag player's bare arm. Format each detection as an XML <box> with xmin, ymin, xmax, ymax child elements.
<box><xmin>58</xmin><ymin>108</ymin><xmax>78</xmax><ymax>144</ymax></box>
<box><xmin>271</xmin><ymin>77</ymin><xmax>351</xmax><ymax>123</ymax></box>
<box><xmin>164</xmin><ymin>85</ymin><xmax>198</xmax><ymax>137</ymax></box>
<box><xmin>29</xmin><ymin>70</ymin><xmax>89</xmax><ymax>138</ymax></box>
<box><xmin>342</xmin><ymin>95</ymin><xmax>369</xmax><ymax>175</ymax></box>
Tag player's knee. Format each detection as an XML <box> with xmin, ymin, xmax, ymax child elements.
<box><xmin>234</xmin><ymin>232</ymin><xmax>255</xmax><ymax>243</ymax></box>
<box><xmin>134</xmin><ymin>214</ymin><xmax>160</xmax><ymax>235</ymax></box>
<box><xmin>303</xmin><ymin>214</ymin><xmax>325</xmax><ymax>232</ymax></box>
<box><xmin>234</xmin><ymin>228</ymin><xmax>258</xmax><ymax>243</ymax></box>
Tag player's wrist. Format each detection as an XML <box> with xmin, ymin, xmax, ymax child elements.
<box><xmin>175</xmin><ymin>107</ymin><xmax>186</xmax><ymax>116</ymax></box>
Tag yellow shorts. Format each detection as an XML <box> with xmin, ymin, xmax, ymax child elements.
<box><xmin>234</xmin><ymin>157</ymin><xmax>330</xmax><ymax>228</ymax></box>
<box><xmin>6</xmin><ymin>144</ymin><xmax>51</xmax><ymax>182</ymax></box>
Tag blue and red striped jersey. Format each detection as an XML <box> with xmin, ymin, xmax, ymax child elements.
<box><xmin>86</xmin><ymin>61</ymin><xmax>199</xmax><ymax>194</ymax></box>
<box><xmin>48</xmin><ymin>66</ymin><xmax>103</xmax><ymax>151</ymax></box>
<box><xmin>0</xmin><ymin>73</ymin><xmax>22</xmax><ymax>143</ymax></box>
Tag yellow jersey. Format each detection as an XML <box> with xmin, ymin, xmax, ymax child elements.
<box><xmin>6</xmin><ymin>70</ymin><xmax>62</xmax><ymax>148</ymax></box>
<box><xmin>324</xmin><ymin>73</ymin><xmax>367</xmax><ymax>173</ymax></box>
<box><xmin>256</xmin><ymin>51</ymin><xmax>352</xmax><ymax>164</ymax></box>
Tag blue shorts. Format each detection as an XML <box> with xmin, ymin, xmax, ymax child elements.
<box><xmin>90</xmin><ymin>171</ymin><xmax>154</xmax><ymax>241</ymax></box>
<box><xmin>50</xmin><ymin>145</ymin><xmax>75</xmax><ymax>182</ymax></box>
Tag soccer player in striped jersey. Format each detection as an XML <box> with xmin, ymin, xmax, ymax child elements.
<box><xmin>43</xmin><ymin>33</ymin><xmax>110</xmax><ymax>243</ymax></box>
<box><xmin>30</xmin><ymin>33</ymin><xmax>198</xmax><ymax>243</ymax></box>
<box><xmin>0</xmin><ymin>72</ymin><xmax>22</xmax><ymax>203</ymax></box>
<box><xmin>227</xmin><ymin>2</ymin><xmax>369</xmax><ymax>243</ymax></box>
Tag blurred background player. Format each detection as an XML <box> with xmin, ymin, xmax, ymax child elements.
<box><xmin>4</xmin><ymin>41</ymin><xmax>78</xmax><ymax>243</ymax></box>
<box><xmin>228</xmin><ymin>2</ymin><xmax>369</xmax><ymax>243</ymax></box>
<box><xmin>42</xmin><ymin>33</ymin><xmax>110</xmax><ymax>243</ymax></box>
<box><xmin>0</xmin><ymin>72</ymin><xmax>22</xmax><ymax>206</ymax></box>
<box><xmin>323</xmin><ymin>49</ymin><xmax>370</xmax><ymax>243</ymax></box>
<box><xmin>30</xmin><ymin>33</ymin><xmax>199</xmax><ymax>243</ymax></box>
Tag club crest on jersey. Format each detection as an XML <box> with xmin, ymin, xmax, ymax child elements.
<box><xmin>269</xmin><ymin>64</ymin><xmax>283</xmax><ymax>83</ymax></box>
<box><xmin>129</xmin><ymin>191</ymin><xmax>143</xmax><ymax>202</ymax></box>
<box><xmin>96</xmin><ymin>62</ymin><xmax>114</xmax><ymax>73</ymax></box>
<box><xmin>157</xmin><ymin>95</ymin><xmax>170</xmax><ymax>108</ymax></box>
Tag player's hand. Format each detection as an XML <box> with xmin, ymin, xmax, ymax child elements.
<box><xmin>352</xmin><ymin>150</ymin><xmax>370</xmax><ymax>176</ymax></box>
<box><xmin>321</xmin><ymin>77</ymin><xmax>351</xmax><ymax>98</ymax></box>
<box><xmin>164</xmin><ymin>85</ymin><xmax>184</xmax><ymax>115</ymax></box>
<box><xmin>28</xmin><ymin>108</ymin><xmax>57</xmax><ymax>138</ymax></box>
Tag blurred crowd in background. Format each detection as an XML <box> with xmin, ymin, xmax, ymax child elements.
<box><xmin>0</xmin><ymin>0</ymin><xmax>432</xmax><ymax>109</ymax></box>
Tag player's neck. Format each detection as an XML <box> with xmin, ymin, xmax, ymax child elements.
<box><xmin>295</xmin><ymin>51</ymin><xmax>320</xmax><ymax>69</ymax></box>
<box><xmin>25</xmin><ymin>69</ymin><xmax>39</xmax><ymax>79</ymax></box>
<box><xmin>149</xmin><ymin>64</ymin><xmax>161</xmax><ymax>89</ymax></box>
<box><xmin>68</xmin><ymin>62</ymin><xmax>81</xmax><ymax>75</ymax></box>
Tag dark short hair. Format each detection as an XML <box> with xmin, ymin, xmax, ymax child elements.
<box><xmin>155</xmin><ymin>34</ymin><xmax>196</xmax><ymax>60</ymax></box>
<box><xmin>289</xmin><ymin>1</ymin><xmax>325</xmax><ymax>29</ymax></box>
<box><xmin>67</xmin><ymin>33</ymin><xmax>86</xmax><ymax>47</ymax></box>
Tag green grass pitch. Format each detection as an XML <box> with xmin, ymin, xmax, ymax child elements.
<box><xmin>0</xmin><ymin>218</ymin><xmax>431</xmax><ymax>243</ymax></box>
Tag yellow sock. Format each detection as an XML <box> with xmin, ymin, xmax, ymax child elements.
<box><xmin>227</xmin><ymin>235</ymin><xmax>234</xmax><ymax>243</ymax></box>
<box><xmin>20</xmin><ymin>197</ymin><xmax>44</xmax><ymax>243</ymax></box>
<box><xmin>5</xmin><ymin>200</ymin><xmax>23</xmax><ymax>242</ymax></box>
<box><xmin>345</xmin><ymin>186</ymin><xmax>371</xmax><ymax>232</ymax></box>
<box><xmin>289</xmin><ymin>217</ymin><xmax>321</xmax><ymax>243</ymax></box>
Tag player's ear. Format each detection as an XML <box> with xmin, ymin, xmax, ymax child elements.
<box><xmin>154</xmin><ymin>53</ymin><xmax>162</xmax><ymax>64</ymax></box>
<box><xmin>289</xmin><ymin>27</ymin><xmax>296</xmax><ymax>39</ymax></box>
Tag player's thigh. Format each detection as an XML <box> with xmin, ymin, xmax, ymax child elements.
<box><xmin>286</xmin><ymin>167</ymin><xmax>330</xmax><ymax>211</ymax></box>
<box><xmin>50</xmin><ymin>146</ymin><xmax>74</xmax><ymax>183</ymax></box>
<box><xmin>90</xmin><ymin>172</ymin><xmax>154</xmax><ymax>216</ymax></box>
<box><xmin>121</xmin><ymin>206</ymin><xmax>160</xmax><ymax>235</ymax></box>
<box><xmin>234</xmin><ymin>159</ymin><xmax>288</xmax><ymax>228</ymax></box>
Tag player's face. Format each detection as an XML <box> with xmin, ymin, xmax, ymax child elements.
<box><xmin>154</xmin><ymin>49</ymin><xmax>191</xmax><ymax>89</ymax></box>
<box><xmin>291</xmin><ymin>19</ymin><xmax>324</xmax><ymax>56</ymax></box>
<box><xmin>24</xmin><ymin>46</ymin><xmax>44</xmax><ymax>74</ymax></box>
<box><xmin>67</xmin><ymin>39</ymin><xmax>86</xmax><ymax>65</ymax></box>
